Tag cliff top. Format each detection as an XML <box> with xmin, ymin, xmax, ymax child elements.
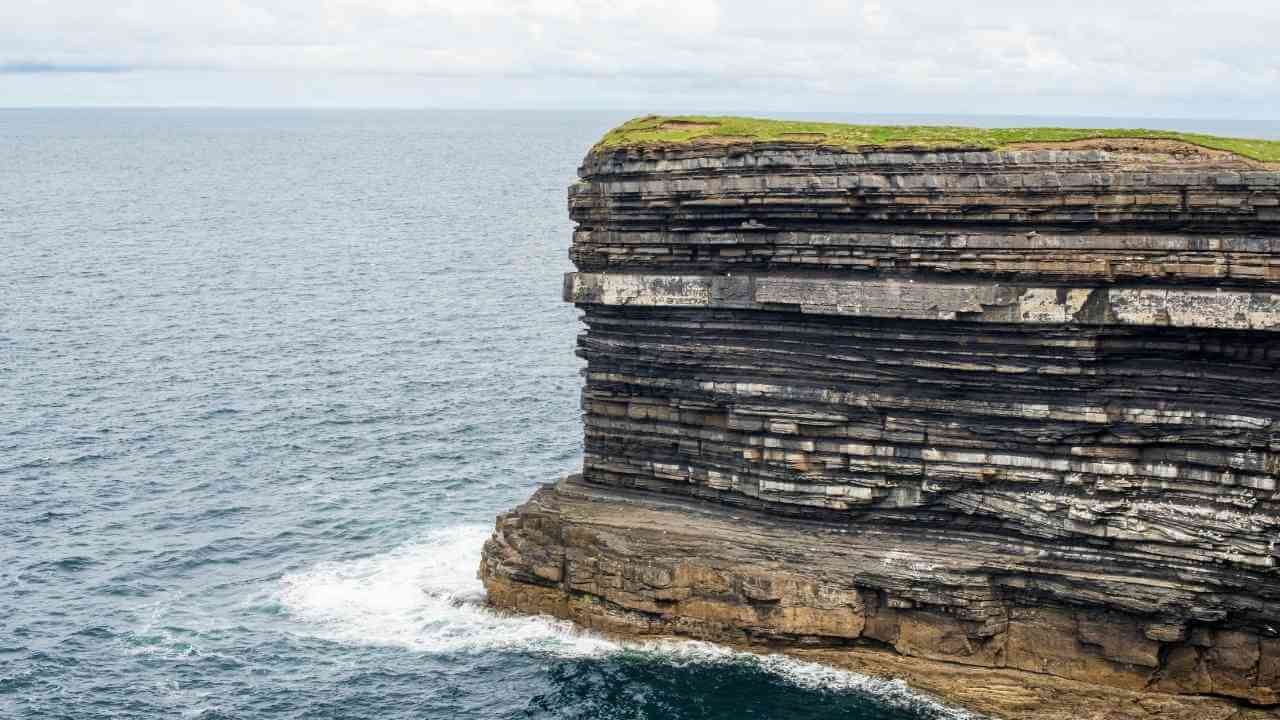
<box><xmin>596</xmin><ymin>115</ymin><xmax>1280</xmax><ymax>163</ymax></box>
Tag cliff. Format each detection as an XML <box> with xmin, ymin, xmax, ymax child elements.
<box><xmin>480</xmin><ymin>116</ymin><xmax>1280</xmax><ymax>719</ymax></box>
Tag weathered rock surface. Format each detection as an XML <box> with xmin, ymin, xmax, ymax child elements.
<box><xmin>481</xmin><ymin>134</ymin><xmax>1280</xmax><ymax>718</ymax></box>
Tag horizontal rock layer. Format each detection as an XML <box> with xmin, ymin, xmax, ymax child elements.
<box><xmin>482</xmin><ymin>139</ymin><xmax>1280</xmax><ymax>717</ymax></box>
<box><xmin>572</xmin><ymin>228</ymin><xmax>1280</xmax><ymax>287</ymax></box>
<box><xmin>566</xmin><ymin>272</ymin><xmax>1280</xmax><ymax>331</ymax></box>
<box><xmin>570</xmin><ymin>145</ymin><xmax>1280</xmax><ymax>287</ymax></box>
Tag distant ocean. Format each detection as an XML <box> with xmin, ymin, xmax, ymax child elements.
<box><xmin>4</xmin><ymin>109</ymin><xmax>1277</xmax><ymax>720</ymax></box>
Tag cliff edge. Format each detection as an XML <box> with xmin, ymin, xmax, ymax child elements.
<box><xmin>480</xmin><ymin>116</ymin><xmax>1280</xmax><ymax>719</ymax></box>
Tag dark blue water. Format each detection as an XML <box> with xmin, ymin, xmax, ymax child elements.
<box><xmin>4</xmin><ymin>109</ymin><xmax>1277</xmax><ymax>720</ymax></box>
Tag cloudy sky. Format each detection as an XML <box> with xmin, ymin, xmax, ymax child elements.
<box><xmin>3</xmin><ymin>0</ymin><xmax>1278</xmax><ymax>118</ymax></box>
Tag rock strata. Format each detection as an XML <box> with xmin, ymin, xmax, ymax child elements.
<box><xmin>481</xmin><ymin>124</ymin><xmax>1280</xmax><ymax>718</ymax></box>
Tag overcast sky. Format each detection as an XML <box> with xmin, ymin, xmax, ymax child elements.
<box><xmin>3</xmin><ymin>1</ymin><xmax>1278</xmax><ymax>118</ymax></box>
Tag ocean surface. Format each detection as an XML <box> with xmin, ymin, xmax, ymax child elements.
<box><xmin>4</xmin><ymin>109</ymin><xmax>1278</xmax><ymax>720</ymax></box>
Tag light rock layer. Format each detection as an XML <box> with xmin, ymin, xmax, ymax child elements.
<box><xmin>481</xmin><ymin>139</ymin><xmax>1280</xmax><ymax>718</ymax></box>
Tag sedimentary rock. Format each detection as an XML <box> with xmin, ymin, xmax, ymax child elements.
<box><xmin>481</xmin><ymin>120</ymin><xmax>1280</xmax><ymax>718</ymax></box>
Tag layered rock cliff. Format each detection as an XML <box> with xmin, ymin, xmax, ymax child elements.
<box><xmin>480</xmin><ymin>117</ymin><xmax>1280</xmax><ymax>719</ymax></box>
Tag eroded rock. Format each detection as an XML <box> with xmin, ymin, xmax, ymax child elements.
<box><xmin>481</xmin><ymin>135</ymin><xmax>1280</xmax><ymax>718</ymax></box>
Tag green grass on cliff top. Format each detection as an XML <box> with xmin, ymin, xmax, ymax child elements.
<box><xmin>596</xmin><ymin>115</ymin><xmax>1280</xmax><ymax>163</ymax></box>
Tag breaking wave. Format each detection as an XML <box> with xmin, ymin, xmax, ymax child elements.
<box><xmin>276</xmin><ymin>525</ymin><xmax>977</xmax><ymax>719</ymax></box>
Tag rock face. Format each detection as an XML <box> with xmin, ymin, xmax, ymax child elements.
<box><xmin>481</xmin><ymin>132</ymin><xmax>1280</xmax><ymax>718</ymax></box>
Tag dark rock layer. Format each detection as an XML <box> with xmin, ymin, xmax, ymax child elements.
<box><xmin>481</xmin><ymin>139</ymin><xmax>1280</xmax><ymax>718</ymax></box>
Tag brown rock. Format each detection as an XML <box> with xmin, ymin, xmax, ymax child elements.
<box><xmin>1078</xmin><ymin>610</ymin><xmax>1161</xmax><ymax>668</ymax></box>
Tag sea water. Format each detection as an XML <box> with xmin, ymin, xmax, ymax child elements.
<box><xmin>4</xmin><ymin>109</ymin><xmax>1276</xmax><ymax>719</ymax></box>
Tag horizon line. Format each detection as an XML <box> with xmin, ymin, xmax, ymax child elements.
<box><xmin>1</xmin><ymin>106</ymin><xmax>1276</xmax><ymax>125</ymax></box>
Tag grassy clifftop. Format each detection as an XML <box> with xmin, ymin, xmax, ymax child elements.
<box><xmin>596</xmin><ymin>115</ymin><xmax>1280</xmax><ymax>163</ymax></box>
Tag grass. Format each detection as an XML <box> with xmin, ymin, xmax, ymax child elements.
<box><xmin>595</xmin><ymin>115</ymin><xmax>1280</xmax><ymax>164</ymax></box>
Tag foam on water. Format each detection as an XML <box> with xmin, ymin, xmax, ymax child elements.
<box><xmin>277</xmin><ymin>525</ymin><xmax>978</xmax><ymax>720</ymax></box>
<box><xmin>276</xmin><ymin>524</ymin><xmax>616</xmax><ymax>657</ymax></box>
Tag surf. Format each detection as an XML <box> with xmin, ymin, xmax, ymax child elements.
<box><xmin>276</xmin><ymin>525</ymin><xmax>976</xmax><ymax>719</ymax></box>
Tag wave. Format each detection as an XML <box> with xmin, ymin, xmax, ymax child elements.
<box><xmin>276</xmin><ymin>524</ymin><xmax>977</xmax><ymax>719</ymax></box>
<box><xmin>275</xmin><ymin>524</ymin><xmax>614</xmax><ymax>657</ymax></box>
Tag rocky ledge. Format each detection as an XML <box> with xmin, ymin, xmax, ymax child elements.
<box><xmin>480</xmin><ymin>117</ymin><xmax>1280</xmax><ymax>719</ymax></box>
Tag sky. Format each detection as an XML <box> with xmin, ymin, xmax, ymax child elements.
<box><xmin>2</xmin><ymin>0</ymin><xmax>1278</xmax><ymax>119</ymax></box>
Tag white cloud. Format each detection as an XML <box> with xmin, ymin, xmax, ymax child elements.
<box><xmin>1</xmin><ymin>0</ymin><xmax>1277</xmax><ymax>116</ymax></box>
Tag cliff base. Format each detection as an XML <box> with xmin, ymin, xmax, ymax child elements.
<box><xmin>482</xmin><ymin>476</ymin><xmax>1279</xmax><ymax>720</ymax></box>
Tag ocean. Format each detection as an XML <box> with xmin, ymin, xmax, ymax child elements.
<box><xmin>4</xmin><ymin>109</ymin><xmax>1277</xmax><ymax>720</ymax></box>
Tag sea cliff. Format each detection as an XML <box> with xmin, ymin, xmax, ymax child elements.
<box><xmin>480</xmin><ymin>116</ymin><xmax>1280</xmax><ymax>719</ymax></box>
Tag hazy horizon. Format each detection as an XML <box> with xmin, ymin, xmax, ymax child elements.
<box><xmin>3</xmin><ymin>2</ymin><xmax>1277</xmax><ymax>120</ymax></box>
<box><xmin>5</xmin><ymin>107</ymin><xmax>1279</xmax><ymax>142</ymax></box>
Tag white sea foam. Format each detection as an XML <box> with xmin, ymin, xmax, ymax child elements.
<box><xmin>277</xmin><ymin>524</ymin><xmax>978</xmax><ymax>719</ymax></box>
<box><xmin>276</xmin><ymin>524</ymin><xmax>615</xmax><ymax>657</ymax></box>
